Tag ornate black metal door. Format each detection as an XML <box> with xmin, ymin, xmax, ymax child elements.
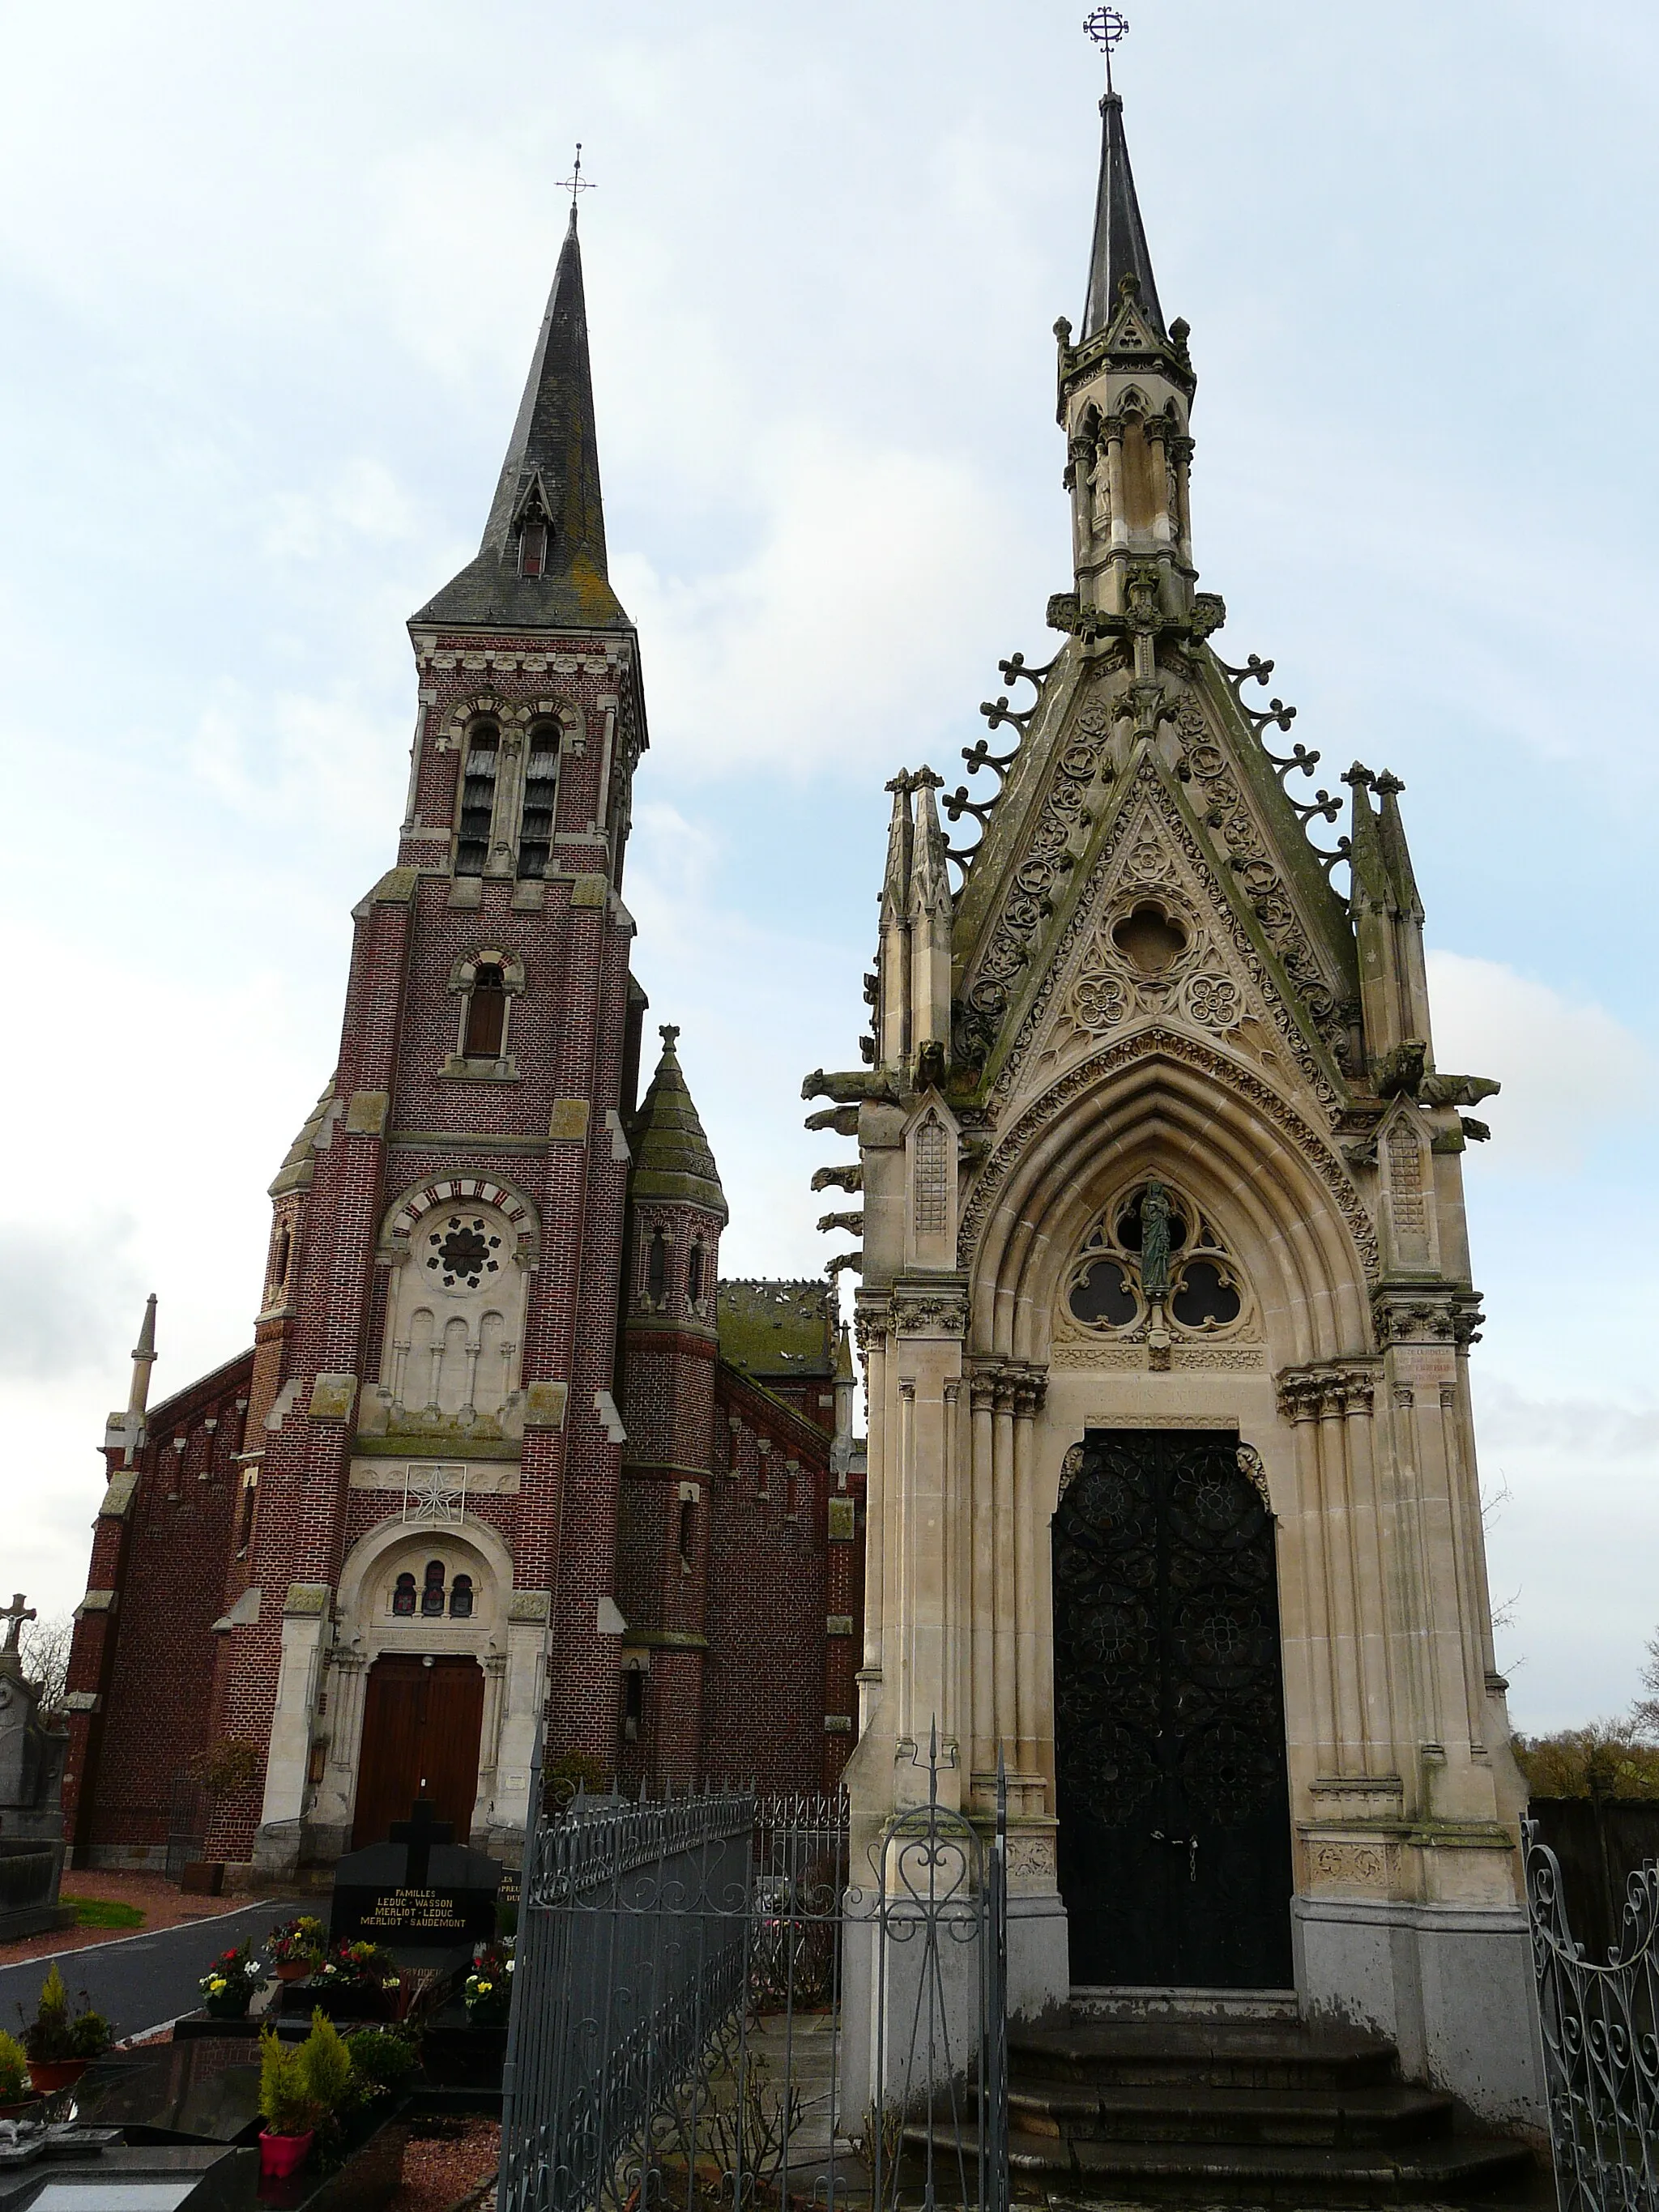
<box><xmin>1053</xmin><ymin>1428</ymin><xmax>1293</xmax><ymax>1988</ymax></box>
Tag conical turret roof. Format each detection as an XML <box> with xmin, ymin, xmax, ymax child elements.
<box><xmin>631</xmin><ymin>1025</ymin><xmax>728</xmax><ymax>1221</ymax></box>
<box><xmin>414</xmin><ymin>208</ymin><xmax>629</xmax><ymax>632</ymax></box>
<box><xmin>1082</xmin><ymin>92</ymin><xmax>1166</xmax><ymax>342</ymax></box>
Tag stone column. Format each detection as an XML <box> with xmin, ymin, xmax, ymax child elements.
<box><xmin>312</xmin><ymin>1644</ymin><xmax>367</xmax><ymax>1850</ymax></box>
<box><xmin>254</xmin><ymin>1583</ymin><xmax>331</xmax><ymax>1877</ymax></box>
<box><xmin>1316</xmin><ymin>1381</ymin><xmax>1365</xmax><ymax>1777</ymax></box>
<box><xmin>490</xmin><ymin>1590</ymin><xmax>552</xmax><ymax>1860</ymax></box>
<box><xmin>969</xmin><ymin>1368</ymin><xmax>996</xmax><ymax>1782</ymax></box>
<box><xmin>992</xmin><ymin>1368</ymin><xmax>1017</xmax><ymax>1762</ymax></box>
<box><xmin>1013</xmin><ymin>1370</ymin><xmax>1047</xmax><ymax>1788</ymax></box>
<box><xmin>855</xmin><ymin>1298</ymin><xmax>889</xmax><ymax>1737</ymax></box>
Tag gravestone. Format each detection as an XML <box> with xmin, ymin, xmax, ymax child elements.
<box><xmin>329</xmin><ymin>1798</ymin><xmax>501</xmax><ymax>1964</ymax></box>
<box><xmin>0</xmin><ymin>1592</ymin><xmax>75</xmax><ymax>1940</ymax></box>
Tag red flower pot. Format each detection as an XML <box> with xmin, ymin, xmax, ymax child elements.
<box><xmin>273</xmin><ymin>1961</ymin><xmax>311</xmax><ymax>1984</ymax></box>
<box><xmin>27</xmin><ymin>2059</ymin><xmax>88</xmax><ymax>2095</ymax></box>
<box><xmin>258</xmin><ymin>2129</ymin><xmax>314</xmax><ymax>2181</ymax></box>
<box><xmin>0</xmin><ymin>2097</ymin><xmax>37</xmax><ymax>2119</ymax></box>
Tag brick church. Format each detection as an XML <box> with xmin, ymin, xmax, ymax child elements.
<box><xmin>60</xmin><ymin>207</ymin><xmax>867</xmax><ymax>1882</ymax></box>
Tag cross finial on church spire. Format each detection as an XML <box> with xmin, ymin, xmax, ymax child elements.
<box><xmin>1084</xmin><ymin>6</ymin><xmax>1129</xmax><ymax>95</ymax></box>
<box><xmin>557</xmin><ymin>142</ymin><xmax>595</xmax><ymax>215</ymax></box>
<box><xmin>659</xmin><ymin>1023</ymin><xmax>680</xmax><ymax>1051</ymax></box>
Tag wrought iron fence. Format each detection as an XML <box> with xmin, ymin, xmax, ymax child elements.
<box><xmin>1524</xmin><ymin>1814</ymin><xmax>1659</xmax><ymax>2212</ymax></box>
<box><xmin>500</xmin><ymin>1742</ymin><xmax>1008</xmax><ymax>2212</ymax></box>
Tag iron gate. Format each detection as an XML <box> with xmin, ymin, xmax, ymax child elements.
<box><xmin>1525</xmin><ymin>1815</ymin><xmax>1659</xmax><ymax>2212</ymax></box>
<box><xmin>499</xmin><ymin>1742</ymin><xmax>1009</xmax><ymax>2212</ymax></box>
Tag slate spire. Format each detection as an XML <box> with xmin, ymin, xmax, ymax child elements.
<box><xmin>630</xmin><ymin>1025</ymin><xmax>729</xmax><ymax>1223</ymax></box>
<box><xmin>415</xmin><ymin>207</ymin><xmax>629</xmax><ymax>631</ymax></box>
<box><xmin>1081</xmin><ymin>92</ymin><xmax>1165</xmax><ymax>343</ymax></box>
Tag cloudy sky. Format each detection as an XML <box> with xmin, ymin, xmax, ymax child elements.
<box><xmin>1</xmin><ymin>1</ymin><xmax>1653</xmax><ymax>1731</ymax></box>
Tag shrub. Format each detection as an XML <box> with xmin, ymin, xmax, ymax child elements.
<box><xmin>0</xmin><ymin>2031</ymin><xmax>29</xmax><ymax>2103</ymax></box>
<box><xmin>191</xmin><ymin>1739</ymin><xmax>264</xmax><ymax>1796</ymax></box>
<box><xmin>258</xmin><ymin>2029</ymin><xmax>321</xmax><ymax>2139</ymax></box>
<box><xmin>18</xmin><ymin>1966</ymin><xmax>105</xmax><ymax>2064</ymax></box>
<box><xmin>297</xmin><ymin>2011</ymin><xmax>356</xmax><ymax>2117</ymax></box>
<box><xmin>1515</xmin><ymin>1724</ymin><xmax>1659</xmax><ymax>1801</ymax></box>
<box><xmin>343</xmin><ymin>2027</ymin><xmax>418</xmax><ymax>2099</ymax></box>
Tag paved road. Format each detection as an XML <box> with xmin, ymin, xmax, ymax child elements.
<box><xmin>0</xmin><ymin>1899</ymin><xmax>307</xmax><ymax>2043</ymax></box>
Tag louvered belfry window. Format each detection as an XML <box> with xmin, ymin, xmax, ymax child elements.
<box><xmin>463</xmin><ymin>964</ymin><xmax>508</xmax><ymax>1059</ymax></box>
<box><xmin>518</xmin><ymin>723</ymin><xmax>560</xmax><ymax>879</ymax></box>
<box><xmin>455</xmin><ymin>722</ymin><xmax>500</xmax><ymax>875</ymax></box>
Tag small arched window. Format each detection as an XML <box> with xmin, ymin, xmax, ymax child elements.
<box><xmin>273</xmin><ymin>1225</ymin><xmax>291</xmax><ymax>1288</ymax></box>
<box><xmin>420</xmin><ymin>1560</ymin><xmax>446</xmax><ymax>1617</ymax></box>
<box><xmin>646</xmin><ymin>1228</ymin><xmax>668</xmax><ymax>1306</ymax></box>
<box><xmin>463</xmin><ymin>964</ymin><xmax>508</xmax><ymax>1059</ymax></box>
<box><xmin>449</xmin><ymin>1573</ymin><xmax>475</xmax><ymax>1619</ymax></box>
<box><xmin>392</xmin><ymin>1572</ymin><xmax>417</xmax><ymax>1617</ymax></box>
<box><xmin>455</xmin><ymin>724</ymin><xmax>500</xmax><ymax>876</ymax></box>
<box><xmin>519</xmin><ymin>517</ymin><xmax>548</xmax><ymax>578</ymax></box>
<box><xmin>687</xmin><ymin>1243</ymin><xmax>704</xmax><ymax>1307</ymax></box>
<box><xmin>518</xmin><ymin>723</ymin><xmax>560</xmax><ymax>880</ymax></box>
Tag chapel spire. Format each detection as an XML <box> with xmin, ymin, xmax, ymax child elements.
<box><xmin>1082</xmin><ymin>91</ymin><xmax>1165</xmax><ymax>343</ymax></box>
<box><xmin>415</xmin><ymin>205</ymin><xmax>629</xmax><ymax>632</ymax></box>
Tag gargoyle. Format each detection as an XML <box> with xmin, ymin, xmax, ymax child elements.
<box><xmin>802</xmin><ymin>1068</ymin><xmax>899</xmax><ymax>1106</ymax></box>
<box><xmin>811</xmin><ymin>1164</ymin><xmax>864</xmax><ymax>1194</ymax></box>
<box><xmin>825</xmin><ymin>1251</ymin><xmax>864</xmax><ymax>1279</ymax></box>
<box><xmin>1372</xmin><ymin>1041</ymin><xmax>1427</xmax><ymax>1098</ymax></box>
<box><xmin>1420</xmin><ymin>1073</ymin><xmax>1502</xmax><ymax>1109</ymax></box>
<box><xmin>817</xmin><ymin>1211</ymin><xmax>865</xmax><ymax>1237</ymax></box>
<box><xmin>804</xmin><ymin>1106</ymin><xmax>859</xmax><ymax>1136</ymax></box>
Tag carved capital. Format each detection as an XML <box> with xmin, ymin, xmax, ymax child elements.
<box><xmin>1275</xmin><ymin>1358</ymin><xmax>1382</xmax><ymax>1421</ymax></box>
<box><xmin>891</xmin><ymin>1289</ymin><xmax>969</xmax><ymax>1337</ymax></box>
<box><xmin>1371</xmin><ymin>1285</ymin><xmax>1482</xmax><ymax>1349</ymax></box>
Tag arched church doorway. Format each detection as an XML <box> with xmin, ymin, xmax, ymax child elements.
<box><xmin>352</xmin><ymin>1655</ymin><xmax>484</xmax><ymax>1848</ymax></box>
<box><xmin>1052</xmin><ymin>1429</ymin><xmax>1294</xmax><ymax>1988</ymax></box>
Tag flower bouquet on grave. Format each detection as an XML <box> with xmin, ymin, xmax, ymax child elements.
<box><xmin>312</xmin><ymin>1940</ymin><xmax>401</xmax><ymax>2019</ymax></box>
<box><xmin>19</xmin><ymin>1965</ymin><xmax>110</xmax><ymax>2095</ymax></box>
<box><xmin>463</xmin><ymin>1940</ymin><xmax>514</xmax><ymax>2027</ymax></box>
<box><xmin>268</xmin><ymin>1914</ymin><xmax>326</xmax><ymax>1983</ymax></box>
<box><xmin>198</xmin><ymin>1941</ymin><xmax>262</xmax><ymax>2020</ymax></box>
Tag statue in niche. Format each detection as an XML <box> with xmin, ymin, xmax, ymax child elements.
<box><xmin>1140</xmin><ymin>1183</ymin><xmax>1174</xmax><ymax>1304</ymax></box>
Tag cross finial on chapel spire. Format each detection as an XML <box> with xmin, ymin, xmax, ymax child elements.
<box><xmin>659</xmin><ymin>1024</ymin><xmax>680</xmax><ymax>1051</ymax></box>
<box><xmin>1084</xmin><ymin>6</ymin><xmax>1129</xmax><ymax>95</ymax></box>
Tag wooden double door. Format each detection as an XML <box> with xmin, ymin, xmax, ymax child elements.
<box><xmin>1053</xmin><ymin>1428</ymin><xmax>1294</xmax><ymax>1989</ymax></box>
<box><xmin>352</xmin><ymin>1655</ymin><xmax>485</xmax><ymax>1848</ymax></box>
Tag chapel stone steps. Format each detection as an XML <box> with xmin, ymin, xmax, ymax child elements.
<box><xmin>920</xmin><ymin>2013</ymin><xmax>1542</xmax><ymax>2207</ymax></box>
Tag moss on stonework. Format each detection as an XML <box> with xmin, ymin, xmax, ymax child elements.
<box><xmin>717</xmin><ymin>1279</ymin><xmax>836</xmax><ymax>1379</ymax></box>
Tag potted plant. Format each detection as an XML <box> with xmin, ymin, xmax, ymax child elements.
<box><xmin>341</xmin><ymin>2027</ymin><xmax>417</xmax><ymax>2102</ymax></box>
<box><xmin>19</xmin><ymin>1966</ymin><xmax>110</xmax><ymax>2095</ymax></box>
<box><xmin>268</xmin><ymin>1914</ymin><xmax>326</xmax><ymax>1984</ymax></box>
<box><xmin>463</xmin><ymin>1940</ymin><xmax>514</xmax><ymax>2027</ymax></box>
<box><xmin>0</xmin><ymin>2031</ymin><xmax>35</xmax><ymax>2119</ymax></box>
<box><xmin>198</xmin><ymin>1941</ymin><xmax>262</xmax><ymax>2021</ymax></box>
<box><xmin>313</xmin><ymin>1940</ymin><xmax>399</xmax><ymax>2019</ymax></box>
<box><xmin>257</xmin><ymin>2025</ymin><xmax>322</xmax><ymax>2181</ymax></box>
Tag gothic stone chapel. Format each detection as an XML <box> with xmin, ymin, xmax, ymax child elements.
<box><xmin>61</xmin><ymin>56</ymin><xmax>1536</xmax><ymax>2129</ymax></box>
<box><xmin>804</xmin><ymin>89</ymin><xmax>1533</xmax><ymax>2125</ymax></box>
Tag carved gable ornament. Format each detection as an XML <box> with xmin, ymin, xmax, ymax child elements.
<box><xmin>996</xmin><ymin>766</ymin><xmax>1337</xmax><ymax>1118</ymax></box>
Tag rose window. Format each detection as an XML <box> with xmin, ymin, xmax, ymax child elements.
<box><xmin>1063</xmin><ymin>1182</ymin><xmax>1249</xmax><ymax>1337</ymax></box>
<box><xmin>425</xmin><ymin>1215</ymin><xmax>502</xmax><ymax>1290</ymax></box>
